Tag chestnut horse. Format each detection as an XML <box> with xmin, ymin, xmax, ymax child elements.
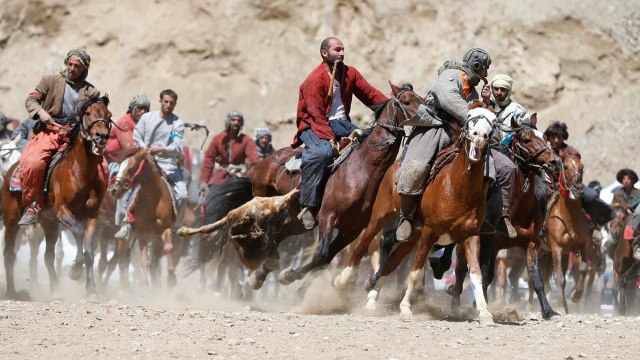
<box><xmin>612</xmin><ymin>219</ymin><xmax>638</xmax><ymax>315</ymax></box>
<box><xmin>543</xmin><ymin>154</ymin><xmax>592</xmax><ymax>314</ymax></box>
<box><xmin>2</xmin><ymin>96</ymin><xmax>111</xmax><ymax>300</ymax></box>
<box><xmin>452</xmin><ymin>118</ymin><xmax>560</xmax><ymax>320</ymax></box>
<box><xmin>193</xmin><ymin>83</ymin><xmax>425</xmax><ymax>290</ymax></box>
<box><xmin>348</xmin><ymin>105</ymin><xmax>497</xmax><ymax>324</ymax></box>
<box><xmin>109</xmin><ymin>147</ymin><xmax>185</xmax><ymax>288</ymax></box>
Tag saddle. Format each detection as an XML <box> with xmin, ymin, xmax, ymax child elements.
<box><xmin>284</xmin><ymin>129</ymin><xmax>364</xmax><ymax>174</ymax></box>
<box><xmin>10</xmin><ymin>140</ymin><xmax>74</xmax><ymax>193</ymax></box>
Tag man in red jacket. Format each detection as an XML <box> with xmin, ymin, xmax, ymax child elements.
<box><xmin>198</xmin><ymin>110</ymin><xmax>259</xmax><ymax>210</ymax></box>
<box><xmin>292</xmin><ymin>37</ymin><xmax>388</xmax><ymax>229</ymax></box>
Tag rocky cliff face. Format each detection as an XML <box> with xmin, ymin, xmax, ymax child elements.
<box><xmin>1</xmin><ymin>0</ymin><xmax>638</xmax><ymax>182</ymax></box>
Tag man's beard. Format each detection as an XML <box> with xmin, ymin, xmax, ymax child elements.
<box><xmin>326</xmin><ymin>55</ymin><xmax>343</xmax><ymax>69</ymax></box>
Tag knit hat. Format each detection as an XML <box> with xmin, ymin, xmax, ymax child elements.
<box><xmin>254</xmin><ymin>127</ymin><xmax>272</xmax><ymax>141</ymax></box>
<box><xmin>225</xmin><ymin>110</ymin><xmax>244</xmax><ymax>132</ymax></box>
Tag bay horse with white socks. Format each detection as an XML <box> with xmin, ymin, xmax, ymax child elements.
<box><xmin>2</xmin><ymin>96</ymin><xmax>111</xmax><ymax>301</ymax></box>
<box><xmin>184</xmin><ymin>83</ymin><xmax>425</xmax><ymax>290</ymax></box>
<box><xmin>354</xmin><ymin>103</ymin><xmax>497</xmax><ymax>324</ymax></box>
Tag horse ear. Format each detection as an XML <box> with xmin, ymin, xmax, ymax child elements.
<box><xmin>510</xmin><ymin>116</ymin><xmax>519</xmax><ymax>130</ymax></box>
<box><xmin>100</xmin><ymin>94</ymin><xmax>110</xmax><ymax>107</ymax></box>
<box><xmin>389</xmin><ymin>81</ymin><xmax>401</xmax><ymax>97</ymax></box>
<box><xmin>529</xmin><ymin>113</ymin><xmax>537</xmax><ymax>126</ymax></box>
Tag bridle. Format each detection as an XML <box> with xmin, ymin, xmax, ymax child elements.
<box><xmin>378</xmin><ymin>87</ymin><xmax>425</xmax><ymax>136</ymax></box>
<box><xmin>510</xmin><ymin>127</ymin><xmax>556</xmax><ymax>175</ymax></box>
<box><xmin>112</xmin><ymin>155</ymin><xmax>147</xmax><ymax>192</ymax></box>
<box><xmin>558</xmin><ymin>155</ymin><xmax>583</xmax><ymax>197</ymax></box>
<box><xmin>460</xmin><ymin>111</ymin><xmax>493</xmax><ymax>166</ymax></box>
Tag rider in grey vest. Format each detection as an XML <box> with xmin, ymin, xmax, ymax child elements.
<box><xmin>395</xmin><ymin>48</ymin><xmax>519</xmax><ymax>241</ymax></box>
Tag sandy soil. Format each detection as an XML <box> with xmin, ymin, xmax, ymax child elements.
<box><xmin>1</xmin><ymin>256</ymin><xmax>640</xmax><ymax>360</ymax></box>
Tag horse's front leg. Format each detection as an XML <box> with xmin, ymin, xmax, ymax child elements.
<box><xmin>249</xmin><ymin>246</ymin><xmax>280</xmax><ymax>290</ymax></box>
<box><xmin>139</xmin><ymin>237</ymin><xmax>150</xmax><ymax>289</ymax></box>
<box><xmin>82</xmin><ymin>217</ymin><xmax>100</xmax><ymax>301</ymax></box>
<box><xmin>161</xmin><ymin>228</ymin><xmax>177</xmax><ymax>288</ymax></box>
<box><xmin>551</xmin><ymin>243</ymin><xmax>569</xmax><ymax>314</ymax></box>
<box><xmin>39</xmin><ymin>217</ymin><xmax>61</xmax><ymax>299</ymax></box>
<box><xmin>527</xmin><ymin>241</ymin><xmax>559</xmax><ymax>319</ymax></box>
<box><xmin>451</xmin><ymin>244</ymin><xmax>468</xmax><ymax>311</ymax></box>
<box><xmin>58</xmin><ymin>206</ymin><xmax>85</xmax><ymax>281</ymax></box>
<box><xmin>464</xmin><ymin>235</ymin><xmax>494</xmax><ymax>326</ymax></box>
<box><xmin>399</xmin><ymin>229</ymin><xmax>434</xmax><ymax>319</ymax></box>
<box><xmin>27</xmin><ymin>226</ymin><xmax>41</xmax><ymax>287</ymax></box>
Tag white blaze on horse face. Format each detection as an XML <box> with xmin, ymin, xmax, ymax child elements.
<box><xmin>116</xmin><ymin>158</ymin><xmax>130</xmax><ymax>180</ymax></box>
<box><xmin>466</xmin><ymin>108</ymin><xmax>495</xmax><ymax>162</ymax></box>
<box><xmin>533</xmin><ymin>129</ymin><xmax>545</xmax><ymax>140</ymax></box>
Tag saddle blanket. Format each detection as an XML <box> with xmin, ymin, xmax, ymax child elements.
<box><xmin>9</xmin><ymin>164</ymin><xmax>22</xmax><ymax>192</ymax></box>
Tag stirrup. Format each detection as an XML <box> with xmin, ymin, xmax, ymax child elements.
<box><xmin>396</xmin><ymin>216</ymin><xmax>414</xmax><ymax>243</ymax></box>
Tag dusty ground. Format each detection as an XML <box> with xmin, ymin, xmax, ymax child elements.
<box><xmin>1</xmin><ymin>253</ymin><xmax>640</xmax><ymax>360</ymax></box>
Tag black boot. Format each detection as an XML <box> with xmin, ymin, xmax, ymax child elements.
<box><xmin>396</xmin><ymin>194</ymin><xmax>419</xmax><ymax>242</ymax></box>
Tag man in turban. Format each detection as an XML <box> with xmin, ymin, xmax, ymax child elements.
<box><xmin>18</xmin><ymin>48</ymin><xmax>102</xmax><ymax>225</ymax></box>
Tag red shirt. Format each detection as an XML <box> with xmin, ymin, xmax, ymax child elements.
<box><xmin>199</xmin><ymin>131</ymin><xmax>259</xmax><ymax>185</ymax></box>
<box><xmin>105</xmin><ymin>113</ymin><xmax>136</xmax><ymax>162</ymax></box>
<box><xmin>292</xmin><ymin>62</ymin><xmax>388</xmax><ymax>148</ymax></box>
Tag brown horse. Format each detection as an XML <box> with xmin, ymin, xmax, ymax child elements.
<box><xmin>542</xmin><ymin>154</ymin><xmax>592</xmax><ymax>314</ymax></box>
<box><xmin>345</xmin><ymin>105</ymin><xmax>496</xmax><ymax>323</ymax></box>
<box><xmin>612</xmin><ymin>219</ymin><xmax>637</xmax><ymax>315</ymax></box>
<box><xmin>109</xmin><ymin>147</ymin><xmax>185</xmax><ymax>289</ymax></box>
<box><xmin>188</xmin><ymin>83</ymin><xmax>425</xmax><ymax>290</ymax></box>
<box><xmin>2</xmin><ymin>96</ymin><xmax>112</xmax><ymax>300</ymax></box>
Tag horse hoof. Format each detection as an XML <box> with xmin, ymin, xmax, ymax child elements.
<box><xmin>400</xmin><ymin>312</ymin><xmax>414</xmax><ymax>322</ymax></box>
<box><xmin>543</xmin><ymin>310</ymin><xmax>561</xmax><ymax>320</ymax></box>
<box><xmin>479</xmin><ymin>315</ymin><xmax>496</xmax><ymax>327</ymax></box>
<box><xmin>69</xmin><ymin>262</ymin><xmax>84</xmax><ymax>281</ymax></box>
<box><xmin>364</xmin><ymin>277</ymin><xmax>376</xmax><ymax>292</ymax></box>
<box><xmin>249</xmin><ymin>273</ymin><xmax>264</xmax><ymax>290</ymax></box>
<box><xmin>570</xmin><ymin>290</ymin><xmax>583</xmax><ymax>303</ymax></box>
<box><xmin>167</xmin><ymin>272</ymin><xmax>177</xmax><ymax>288</ymax></box>
<box><xmin>86</xmin><ymin>293</ymin><xmax>100</xmax><ymax>304</ymax></box>
<box><xmin>277</xmin><ymin>267</ymin><xmax>294</xmax><ymax>285</ymax></box>
<box><xmin>3</xmin><ymin>290</ymin><xmax>17</xmax><ymax>300</ymax></box>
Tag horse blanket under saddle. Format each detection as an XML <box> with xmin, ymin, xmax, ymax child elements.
<box><xmin>10</xmin><ymin>141</ymin><xmax>73</xmax><ymax>193</ymax></box>
<box><xmin>284</xmin><ymin>137</ymin><xmax>360</xmax><ymax>174</ymax></box>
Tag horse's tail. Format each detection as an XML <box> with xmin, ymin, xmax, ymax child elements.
<box><xmin>186</xmin><ymin>176</ymin><xmax>253</xmax><ymax>274</ymax></box>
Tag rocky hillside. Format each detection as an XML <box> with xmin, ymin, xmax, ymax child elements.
<box><xmin>1</xmin><ymin>0</ymin><xmax>639</xmax><ymax>183</ymax></box>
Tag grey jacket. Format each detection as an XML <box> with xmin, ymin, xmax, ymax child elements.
<box><xmin>133</xmin><ymin>111</ymin><xmax>184</xmax><ymax>174</ymax></box>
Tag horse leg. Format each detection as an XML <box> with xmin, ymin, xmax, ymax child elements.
<box><xmin>495</xmin><ymin>257</ymin><xmax>507</xmax><ymax>305</ymax></box>
<box><xmin>40</xmin><ymin>220</ymin><xmax>61</xmax><ymax>299</ymax></box>
<box><xmin>28</xmin><ymin>227</ymin><xmax>41</xmax><ymax>287</ymax></box>
<box><xmin>139</xmin><ymin>239</ymin><xmax>150</xmax><ymax>289</ymax></box>
<box><xmin>104</xmin><ymin>239</ymin><xmax>120</xmax><ymax>286</ymax></box>
<box><xmin>97</xmin><ymin>233</ymin><xmax>108</xmax><ymax>288</ymax></box>
<box><xmin>508</xmin><ymin>250</ymin><xmax>526</xmax><ymax>303</ymax></box>
<box><xmin>479</xmin><ymin>234</ymin><xmax>495</xmax><ymax>303</ymax></box>
<box><xmin>527</xmin><ymin>242</ymin><xmax>559</xmax><ymax>319</ymax></box>
<box><xmin>117</xmin><ymin>239</ymin><xmax>131</xmax><ymax>291</ymax></box>
<box><xmin>399</xmin><ymin>230</ymin><xmax>434</xmax><ymax>319</ymax></box>
<box><xmin>59</xmin><ymin>207</ymin><xmax>86</xmax><ymax>282</ymax></box>
<box><xmin>55</xmin><ymin>228</ymin><xmax>66</xmax><ymax>275</ymax></box>
<box><xmin>3</xmin><ymin>221</ymin><xmax>19</xmax><ymax>298</ymax></box>
<box><xmin>249</xmin><ymin>247</ymin><xmax>280</xmax><ymax>290</ymax></box>
<box><xmin>430</xmin><ymin>244</ymin><xmax>455</xmax><ymax>280</ymax></box>
<box><xmin>464</xmin><ymin>235</ymin><xmax>494</xmax><ymax>326</ymax></box>
<box><xmin>162</xmin><ymin>228</ymin><xmax>177</xmax><ymax>288</ymax></box>
<box><xmin>150</xmin><ymin>238</ymin><xmax>163</xmax><ymax>289</ymax></box>
<box><xmin>366</xmin><ymin>234</ymin><xmax>416</xmax><ymax>292</ymax></box>
<box><xmin>551</xmin><ymin>244</ymin><xmax>569</xmax><ymax>314</ymax></box>
<box><xmin>451</xmin><ymin>244</ymin><xmax>468</xmax><ymax>312</ymax></box>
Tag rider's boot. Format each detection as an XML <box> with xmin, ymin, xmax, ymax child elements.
<box><xmin>396</xmin><ymin>194</ymin><xmax>419</xmax><ymax>242</ymax></box>
<box><xmin>18</xmin><ymin>204</ymin><xmax>38</xmax><ymax>226</ymax></box>
<box><xmin>501</xmin><ymin>206</ymin><xmax>518</xmax><ymax>238</ymax></box>
<box><xmin>297</xmin><ymin>207</ymin><xmax>316</xmax><ymax>230</ymax></box>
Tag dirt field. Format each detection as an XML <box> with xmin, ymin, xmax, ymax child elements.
<box><xmin>1</xmin><ymin>262</ymin><xmax>640</xmax><ymax>360</ymax></box>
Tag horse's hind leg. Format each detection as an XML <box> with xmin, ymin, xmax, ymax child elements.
<box><xmin>117</xmin><ymin>239</ymin><xmax>132</xmax><ymax>291</ymax></box>
<box><xmin>551</xmin><ymin>245</ymin><xmax>569</xmax><ymax>314</ymax></box>
<box><xmin>150</xmin><ymin>238</ymin><xmax>163</xmax><ymax>288</ymax></box>
<box><xmin>162</xmin><ymin>228</ymin><xmax>178</xmax><ymax>288</ymax></box>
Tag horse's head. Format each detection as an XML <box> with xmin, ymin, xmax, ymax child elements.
<box><xmin>108</xmin><ymin>147</ymin><xmax>149</xmax><ymax>198</ymax></box>
<box><xmin>79</xmin><ymin>96</ymin><xmax>112</xmax><ymax>156</ymax></box>
<box><xmin>381</xmin><ymin>82</ymin><xmax>427</xmax><ymax>135</ymax></box>
<box><xmin>462</xmin><ymin>104</ymin><xmax>494</xmax><ymax>164</ymax></box>
<box><xmin>559</xmin><ymin>154</ymin><xmax>584</xmax><ymax>198</ymax></box>
<box><xmin>510</xmin><ymin>113</ymin><xmax>558</xmax><ymax>181</ymax></box>
<box><xmin>0</xmin><ymin>134</ymin><xmax>22</xmax><ymax>175</ymax></box>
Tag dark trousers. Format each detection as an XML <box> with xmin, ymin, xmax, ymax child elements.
<box><xmin>299</xmin><ymin>119</ymin><xmax>358</xmax><ymax>208</ymax></box>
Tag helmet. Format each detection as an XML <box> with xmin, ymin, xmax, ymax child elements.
<box><xmin>462</xmin><ymin>48</ymin><xmax>491</xmax><ymax>75</ymax></box>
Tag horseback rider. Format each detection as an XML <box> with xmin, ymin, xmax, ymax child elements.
<box><xmin>293</xmin><ymin>37</ymin><xmax>388</xmax><ymax>230</ymax></box>
<box><xmin>396</xmin><ymin>48</ymin><xmax>518</xmax><ymax>241</ymax></box>
<box><xmin>611</xmin><ymin>168</ymin><xmax>640</xmax><ymax>218</ymax></box>
<box><xmin>18</xmin><ymin>48</ymin><xmax>105</xmax><ymax>225</ymax></box>
<box><xmin>198</xmin><ymin>110</ymin><xmax>259</xmax><ymax>212</ymax></box>
<box><xmin>543</xmin><ymin>121</ymin><xmax>614</xmax><ymax>227</ymax></box>
<box><xmin>107</xmin><ymin>94</ymin><xmax>150</xmax><ymax>238</ymax></box>
<box><xmin>254</xmin><ymin>127</ymin><xmax>275</xmax><ymax>160</ymax></box>
<box><xmin>116</xmin><ymin>89</ymin><xmax>187</xmax><ymax>239</ymax></box>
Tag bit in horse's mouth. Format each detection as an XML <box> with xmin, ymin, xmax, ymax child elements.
<box><xmin>468</xmin><ymin>142</ymin><xmax>481</xmax><ymax>162</ymax></box>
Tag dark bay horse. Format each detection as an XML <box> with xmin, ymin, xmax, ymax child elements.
<box><xmin>109</xmin><ymin>147</ymin><xmax>185</xmax><ymax>288</ymax></box>
<box><xmin>193</xmin><ymin>83</ymin><xmax>425</xmax><ymax>290</ymax></box>
<box><xmin>349</xmin><ymin>105</ymin><xmax>496</xmax><ymax>323</ymax></box>
<box><xmin>543</xmin><ymin>154</ymin><xmax>592</xmax><ymax>314</ymax></box>
<box><xmin>2</xmin><ymin>97</ymin><xmax>111</xmax><ymax>301</ymax></box>
<box><xmin>452</xmin><ymin>117</ymin><xmax>560</xmax><ymax>320</ymax></box>
<box><xmin>612</xmin><ymin>219</ymin><xmax>638</xmax><ymax>315</ymax></box>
